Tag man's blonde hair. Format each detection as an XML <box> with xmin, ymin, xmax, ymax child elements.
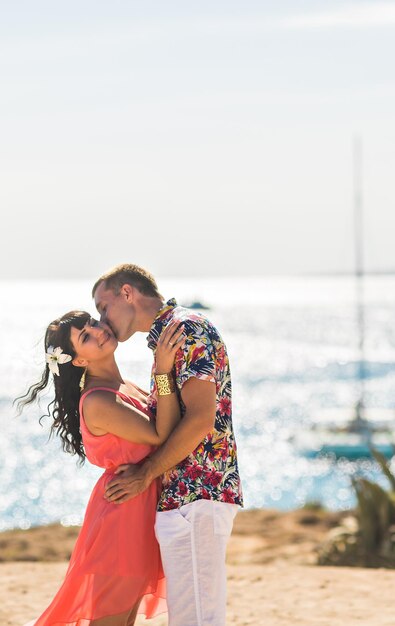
<box><xmin>92</xmin><ymin>264</ymin><xmax>163</xmax><ymax>299</ymax></box>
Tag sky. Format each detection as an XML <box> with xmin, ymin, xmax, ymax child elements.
<box><xmin>1</xmin><ymin>0</ymin><xmax>395</xmax><ymax>279</ymax></box>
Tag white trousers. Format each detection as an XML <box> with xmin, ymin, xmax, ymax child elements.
<box><xmin>154</xmin><ymin>499</ymin><xmax>239</xmax><ymax>626</ymax></box>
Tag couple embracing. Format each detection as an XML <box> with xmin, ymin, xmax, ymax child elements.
<box><xmin>19</xmin><ymin>263</ymin><xmax>243</xmax><ymax>626</ymax></box>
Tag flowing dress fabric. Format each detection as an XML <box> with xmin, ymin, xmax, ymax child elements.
<box><xmin>26</xmin><ymin>387</ymin><xmax>166</xmax><ymax>625</ymax></box>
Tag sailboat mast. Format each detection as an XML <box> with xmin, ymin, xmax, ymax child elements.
<box><xmin>353</xmin><ymin>135</ymin><xmax>365</xmax><ymax>419</ymax></box>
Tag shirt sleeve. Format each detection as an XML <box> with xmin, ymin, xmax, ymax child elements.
<box><xmin>175</xmin><ymin>321</ymin><xmax>216</xmax><ymax>389</ymax></box>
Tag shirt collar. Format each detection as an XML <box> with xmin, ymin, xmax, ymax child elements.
<box><xmin>147</xmin><ymin>298</ymin><xmax>178</xmax><ymax>350</ymax></box>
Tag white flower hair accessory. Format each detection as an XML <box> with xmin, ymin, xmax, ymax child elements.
<box><xmin>45</xmin><ymin>346</ymin><xmax>72</xmax><ymax>376</ymax></box>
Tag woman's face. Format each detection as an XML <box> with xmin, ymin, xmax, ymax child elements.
<box><xmin>69</xmin><ymin>318</ymin><xmax>118</xmax><ymax>363</ymax></box>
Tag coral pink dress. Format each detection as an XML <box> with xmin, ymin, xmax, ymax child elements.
<box><xmin>25</xmin><ymin>387</ymin><xmax>166</xmax><ymax>625</ymax></box>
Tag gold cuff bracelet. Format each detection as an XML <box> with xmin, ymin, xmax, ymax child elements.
<box><xmin>155</xmin><ymin>373</ymin><xmax>176</xmax><ymax>396</ymax></box>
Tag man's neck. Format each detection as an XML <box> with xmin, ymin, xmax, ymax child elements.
<box><xmin>138</xmin><ymin>297</ymin><xmax>165</xmax><ymax>332</ymax></box>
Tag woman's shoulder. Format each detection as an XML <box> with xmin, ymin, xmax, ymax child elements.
<box><xmin>81</xmin><ymin>387</ymin><xmax>119</xmax><ymax>412</ymax></box>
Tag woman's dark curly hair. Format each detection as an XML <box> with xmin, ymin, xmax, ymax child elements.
<box><xmin>15</xmin><ymin>310</ymin><xmax>91</xmax><ymax>464</ymax></box>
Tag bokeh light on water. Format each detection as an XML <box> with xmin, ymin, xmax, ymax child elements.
<box><xmin>2</xmin><ymin>276</ymin><xmax>395</xmax><ymax>529</ymax></box>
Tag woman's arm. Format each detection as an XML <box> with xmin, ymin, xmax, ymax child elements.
<box><xmin>83</xmin><ymin>321</ymin><xmax>185</xmax><ymax>446</ymax></box>
<box><xmin>83</xmin><ymin>392</ymin><xmax>166</xmax><ymax>445</ymax></box>
<box><xmin>153</xmin><ymin>320</ymin><xmax>185</xmax><ymax>441</ymax></box>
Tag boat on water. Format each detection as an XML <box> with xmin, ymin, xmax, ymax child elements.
<box><xmin>303</xmin><ymin>435</ymin><xmax>395</xmax><ymax>460</ymax></box>
<box><xmin>302</xmin><ymin>413</ymin><xmax>395</xmax><ymax>460</ymax></box>
<box><xmin>182</xmin><ymin>300</ymin><xmax>211</xmax><ymax>310</ymax></box>
<box><xmin>300</xmin><ymin>138</ymin><xmax>395</xmax><ymax>460</ymax></box>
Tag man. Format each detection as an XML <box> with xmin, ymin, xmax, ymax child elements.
<box><xmin>92</xmin><ymin>263</ymin><xmax>243</xmax><ymax>626</ymax></box>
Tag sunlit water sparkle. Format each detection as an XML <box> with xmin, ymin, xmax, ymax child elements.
<box><xmin>2</xmin><ymin>276</ymin><xmax>395</xmax><ymax>530</ymax></box>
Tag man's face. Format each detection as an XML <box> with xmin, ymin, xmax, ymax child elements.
<box><xmin>94</xmin><ymin>282</ymin><xmax>135</xmax><ymax>342</ymax></box>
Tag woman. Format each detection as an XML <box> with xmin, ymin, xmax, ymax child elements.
<box><xmin>17</xmin><ymin>309</ymin><xmax>185</xmax><ymax>626</ymax></box>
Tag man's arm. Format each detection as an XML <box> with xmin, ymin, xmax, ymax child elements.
<box><xmin>104</xmin><ymin>377</ymin><xmax>216</xmax><ymax>503</ymax></box>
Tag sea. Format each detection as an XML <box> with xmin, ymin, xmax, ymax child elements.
<box><xmin>2</xmin><ymin>275</ymin><xmax>395</xmax><ymax>531</ymax></box>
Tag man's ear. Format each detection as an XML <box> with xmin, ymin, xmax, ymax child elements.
<box><xmin>120</xmin><ymin>283</ymin><xmax>134</xmax><ymax>301</ymax></box>
<box><xmin>72</xmin><ymin>357</ymin><xmax>88</xmax><ymax>368</ymax></box>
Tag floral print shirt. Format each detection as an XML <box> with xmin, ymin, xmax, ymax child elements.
<box><xmin>147</xmin><ymin>298</ymin><xmax>243</xmax><ymax>511</ymax></box>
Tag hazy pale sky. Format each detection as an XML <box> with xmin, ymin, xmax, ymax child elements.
<box><xmin>1</xmin><ymin>0</ymin><xmax>395</xmax><ymax>278</ymax></box>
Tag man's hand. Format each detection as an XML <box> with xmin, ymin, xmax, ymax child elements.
<box><xmin>104</xmin><ymin>463</ymin><xmax>152</xmax><ymax>504</ymax></box>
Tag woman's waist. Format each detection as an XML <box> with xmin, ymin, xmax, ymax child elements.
<box><xmin>91</xmin><ymin>455</ymin><xmax>149</xmax><ymax>474</ymax></box>
<box><xmin>83</xmin><ymin>444</ymin><xmax>155</xmax><ymax>471</ymax></box>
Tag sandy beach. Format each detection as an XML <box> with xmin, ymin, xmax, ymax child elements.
<box><xmin>2</xmin><ymin>507</ymin><xmax>395</xmax><ymax>626</ymax></box>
